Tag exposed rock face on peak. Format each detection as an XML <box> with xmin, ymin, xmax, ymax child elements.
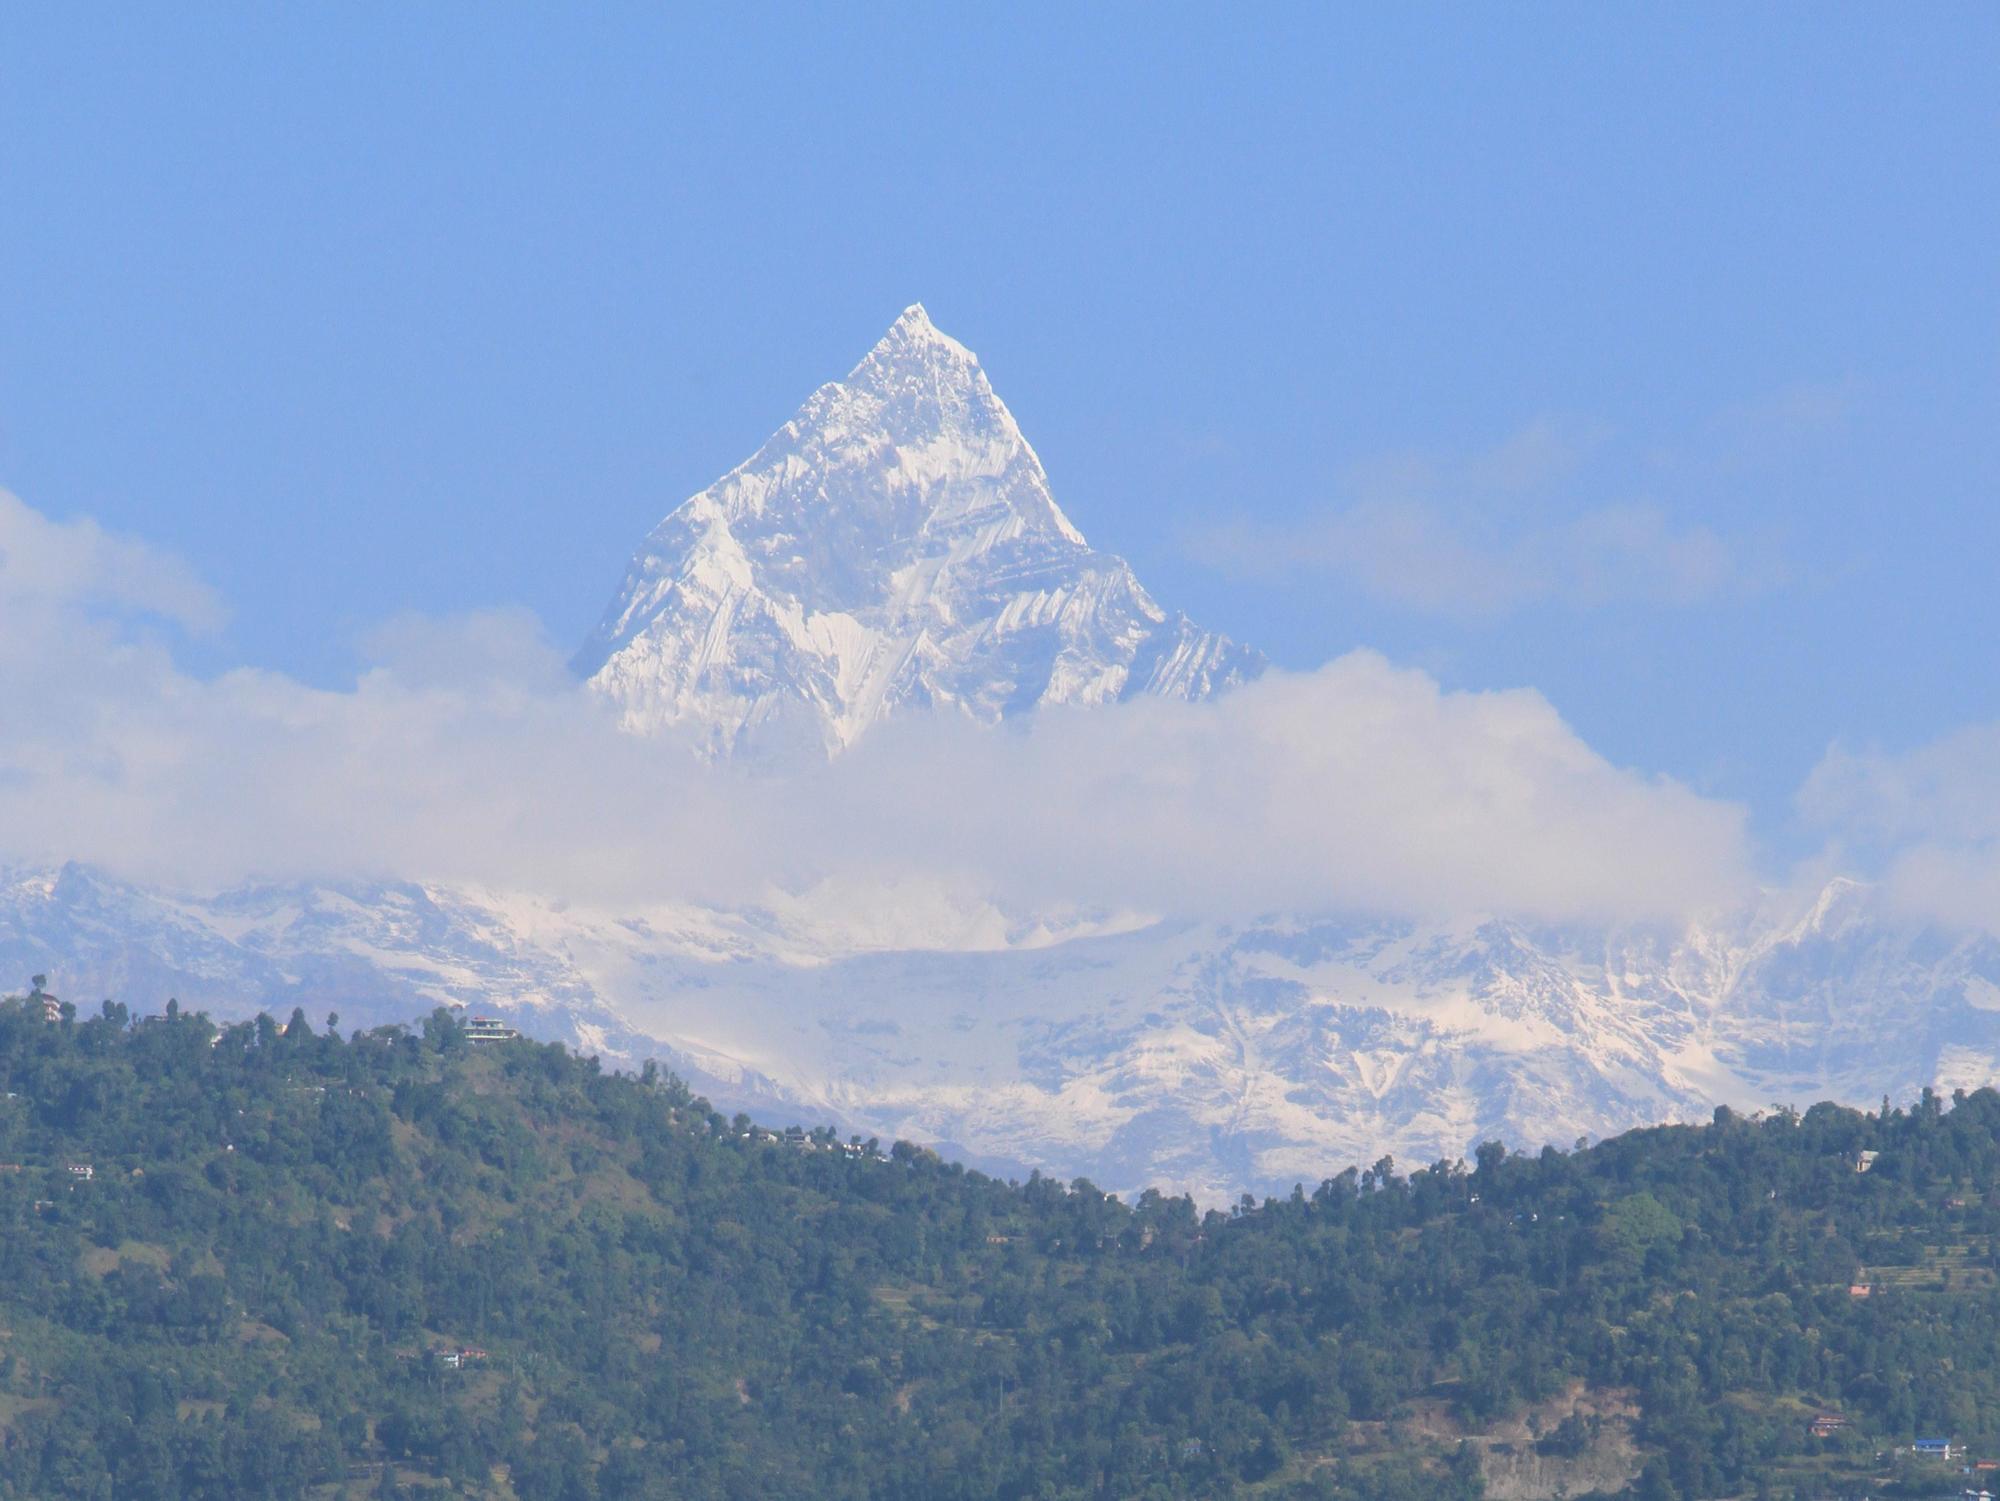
<box><xmin>574</xmin><ymin>305</ymin><xmax>1261</xmax><ymax>758</ymax></box>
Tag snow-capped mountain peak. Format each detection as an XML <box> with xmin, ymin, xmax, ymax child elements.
<box><xmin>857</xmin><ymin>301</ymin><xmax>1015</xmax><ymax>407</ymax></box>
<box><xmin>574</xmin><ymin>305</ymin><xmax>1261</xmax><ymax>758</ymax></box>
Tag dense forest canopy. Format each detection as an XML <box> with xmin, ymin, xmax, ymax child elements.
<box><xmin>0</xmin><ymin>989</ymin><xmax>1991</xmax><ymax>1499</ymax></box>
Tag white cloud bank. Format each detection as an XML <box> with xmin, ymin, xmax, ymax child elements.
<box><xmin>0</xmin><ymin>491</ymin><xmax>1756</xmax><ymax>926</ymax></box>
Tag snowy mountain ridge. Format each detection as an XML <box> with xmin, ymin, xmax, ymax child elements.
<box><xmin>8</xmin><ymin>861</ymin><xmax>2000</xmax><ymax>1204</ymax></box>
<box><xmin>574</xmin><ymin>305</ymin><xmax>1261</xmax><ymax>758</ymax></box>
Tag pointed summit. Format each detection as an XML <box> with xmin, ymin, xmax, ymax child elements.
<box><xmin>575</xmin><ymin>307</ymin><xmax>1262</xmax><ymax>758</ymax></box>
<box><xmin>869</xmin><ymin>302</ymin><xmax>973</xmax><ymax>361</ymax></box>
<box><xmin>837</xmin><ymin>304</ymin><xmax>997</xmax><ymax>448</ymax></box>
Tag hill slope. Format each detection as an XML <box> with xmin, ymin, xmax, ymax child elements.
<box><xmin>5</xmin><ymin>993</ymin><xmax>2000</xmax><ymax>1499</ymax></box>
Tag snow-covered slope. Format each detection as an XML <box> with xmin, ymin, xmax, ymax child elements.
<box><xmin>10</xmin><ymin>863</ymin><xmax>2000</xmax><ymax>1203</ymax></box>
<box><xmin>0</xmin><ymin>865</ymin><xmax>620</xmax><ymax>1046</ymax></box>
<box><xmin>575</xmin><ymin>305</ymin><xmax>1261</xmax><ymax>757</ymax></box>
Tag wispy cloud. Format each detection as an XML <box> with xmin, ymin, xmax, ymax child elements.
<box><xmin>1195</xmin><ymin>497</ymin><xmax>1744</xmax><ymax>616</ymax></box>
<box><xmin>0</xmin><ymin>490</ymin><xmax>224</xmax><ymax>634</ymax></box>
<box><xmin>1704</xmin><ymin>379</ymin><xmax>1862</xmax><ymax>474</ymax></box>
<box><xmin>1185</xmin><ymin>416</ymin><xmax>1781</xmax><ymax>618</ymax></box>
<box><xmin>1800</xmin><ymin>726</ymin><xmax>2000</xmax><ymax>930</ymax></box>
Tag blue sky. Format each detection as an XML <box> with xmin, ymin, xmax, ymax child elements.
<box><xmin>1</xmin><ymin>5</ymin><xmax>1995</xmax><ymax>851</ymax></box>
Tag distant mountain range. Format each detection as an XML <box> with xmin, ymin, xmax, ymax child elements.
<box><xmin>9</xmin><ymin>308</ymin><xmax>1999</xmax><ymax>1201</ymax></box>
<box><xmin>7</xmin><ymin>859</ymin><xmax>2000</xmax><ymax>1203</ymax></box>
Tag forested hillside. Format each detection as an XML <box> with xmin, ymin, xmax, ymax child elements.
<box><xmin>0</xmin><ymin>991</ymin><xmax>1993</xmax><ymax>1500</ymax></box>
